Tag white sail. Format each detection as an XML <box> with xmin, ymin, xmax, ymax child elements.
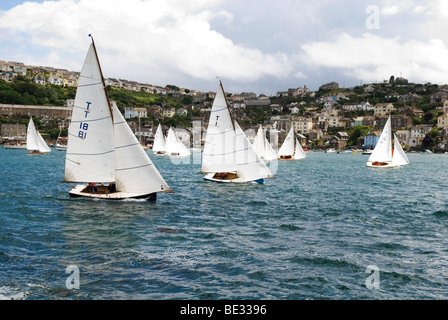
<box><xmin>278</xmin><ymin>127</ymin><xmax>295</xmax><ymax>157</ymax></box>
<box><xmin>165</xmin><ymin>127</ymin><xmax>191</xmax><ymax>157</ymax></box>
<box><xmin>252</xmin><ymin>125</ymin><xmax>277</xmax><ymax>161</ymax></box>
<box><xmin>252</xmin><ymin>125</ymin><xmax>265</xmax><ymax>158</ymax></box>
<box><xmin>391</xmin><ymin>134</ymin><xmax>410</xmax><ymax>166</ymax></box>
<box><xmin>368</xmin><ymin>116</ymin><xmax>392</xmax><ymax>164</ymax></box>
<box><xmin>202</xmin><ymin>82</ymin><xmax>237</xmax><ymax>173</ymax></box>
<box><xmin>235</xmin><ymin>121</ymin><xmax>272</xmax><ymax>182</ymax></box>
<box><xmin>26</xmin><ymin>117</ymin><xmax>51</xmax><ymax>153</ymax></box>
<box><xmin>64</xmin><ymin>43</ymin><xmax>116</xmax><ymax>183</ymax></box>
<box><xmin>152</xmin><ymin>124</ymin><xmax>166</xmax><ymax>154</ymax></box>
<box><xmin>263</xmin><ymin>136</ymin><xmax>278</xmax><ymax>161</ymax></box>
<box><xmin>112</xmin><ymin>103</ymin><xmax>171</xmax><ymax>194</ymax></box>
<box><xmin>294</xmin><ymin>138</ymin><xmax>307</xmax><ymax>160</ymax></box>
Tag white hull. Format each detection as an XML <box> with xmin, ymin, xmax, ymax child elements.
<box><xmin>4</xmin><ymin>144</ymin><xmax>27</xmax><ymax>149</ymax></box>
<box><xmin>203</xmin><ymin>173</ymin><xmax>264</xmax><ymax>184</ymax></box>
<box><xmin>366</xmin><ymin>162</ymin><xmax>408</xmax><ymax>168</ymax></box>
<box><xmin>68</xmin><ymin>185</ymin><xmax>157</xmax><ymax>201</ymax></box>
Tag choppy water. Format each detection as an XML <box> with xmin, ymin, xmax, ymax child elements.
<box><xmin>1</xmin><ymin>147</ymin><xmax>448</xmax><ymax>300</ymax></box>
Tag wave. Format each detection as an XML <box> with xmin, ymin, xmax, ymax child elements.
<box><xmin>432</xmin><ymin>211</ymin><xmax>448</xmax><ymax>218</ymax></box>
<box><xmin>0</xmin><ymin>286</ymin><xmax>25</xmax><ymax>300</ymax></box>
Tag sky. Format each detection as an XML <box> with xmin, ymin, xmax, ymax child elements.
<box><xmin>1</xmin><ymin>0</ymin><xmax>448</xmax><ymax>95</ymax></box>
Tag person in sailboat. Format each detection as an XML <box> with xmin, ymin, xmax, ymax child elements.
<box><xmin>88</xmin><ymin>182</ymin><xmax>98</xmax><ymax>194</ymax></box>
<box><xmin>108</xmin><ymin>182</ymin><xmax>116</xmax><ymax>193</ymax></box>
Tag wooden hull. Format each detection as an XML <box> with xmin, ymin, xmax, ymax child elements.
<box><xmin>28</xmin><ymin>150</ymin><xmax>48</xmax><ymax>155</ymax></box>
<box><xmin>68</xmin><ymin>185</ymin><xmax>157</xmax><ymax>201</ymax></box>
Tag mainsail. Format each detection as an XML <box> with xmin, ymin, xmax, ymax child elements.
<box><xmin>165</xmin><ymin>127</ymin><xmax>191</xmax><ymax>157</ymax></box>
<box><xmin>278</xmin><ymin>127</ymin><xmax>295</xmax><ymax>158</ymax></box>
<box><xmin>152</xmin><ymin>124</ymin><xmax>166</xmax><ymax>154</ymax></box>
<box><xmin>202</xmin><ymin>82</ymin><xmax>237</xmax><ymax>173</ymax></box>
<box><xmin>253</xmin><ymin>125</ymin><xmax>277</xmax><ymax>161</ymax></box>
<box><xmin>367</xmin><ymin>116</ymin><xmax>393</xmax><ymax>164</ymax></box>
<box><xmin>64</xmin><ymin>42</ymin><xmax>115</xmax><ymax>183</ymax></box>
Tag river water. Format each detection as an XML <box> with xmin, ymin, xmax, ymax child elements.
<box><xmin>1</xmin><ymin>148</ymin><xmax>447</xmax><ymax>300</ymax></box>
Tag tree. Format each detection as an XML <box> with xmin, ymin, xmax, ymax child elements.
<box><xmin>348</xmin><ymin>126</ymin><xmax>371</xmax><ymax>146</ymax></box>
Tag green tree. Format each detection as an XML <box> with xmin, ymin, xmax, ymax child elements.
<box><xmin>348</xmin><ymin>126</ymin><xmax>371</xmax><ymax>146</ymax></box>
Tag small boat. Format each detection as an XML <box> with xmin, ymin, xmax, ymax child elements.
<box><xmin>201</xmin><ymin>81</ymin><xmax>274</xmax><ymax>184</ymax></box>
<box><xmin>362</xmin><ymin>149</ymin><xmax>373</xmax><ymax>155</ymax></box>
<box><xmin>55</xmin><ymin>130</ymin><xmax>68</xmax><ymax>151</ymax></box>
<box><xmin>367</xmin><ymin>115</ymin><xmax>410</xmax><ymax>168</ymax></box>
<box><xmin>165</xmin><ymin>127</ymin><xmax>191</xmax><ymax>157</ymax></box>
<box><xmin>422</xmin><ymin>149</ymin><xmax>433</xmax><ymax>154</ymax></box>
<box><xmin>325</xmin><ymin>148</ymin><xmax>337</xmax><ymax>153</ymax></box>
<box><xmin>252</xmin><ymin>125</ymin><xmax>278</xmax><ymax>161</ymax></box>
<box><xmin>26</xmin><ymin>117</ymin><xmax>51</xmax><ymax>154</ymax></box>
<box><xmin>63</xmin><ymin>36</ymin><xmax>172</xmax><ymax>201</ymax></box>
<box><xmin>4</xmin><ymin>143</ymin><xmax>27</xmax><ymax>149</ymax></box>
<box><xmin>152</xmin><ymin>124</ymin><xmax>166</xmax><ymax>155</ymax></box>
<box><xmin>278</xmin><ymin>127</ymin><xmax>307</xmax><ymax>160</ymax></box>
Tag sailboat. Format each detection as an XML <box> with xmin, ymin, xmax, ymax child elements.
<box><xmin>152</xmin><ymin>124</ymin><xmax>166</xmax><ymax>155</ymax></box>
<box><xmin>278</xmin><ymin>127</ymin><xmax>307</xmax><ymax>160</ymax></box>
<box><xmin>252</xmin><ymin>125</ymin><xmax>278</xmax><ymax>161</ymax></box>
<box><xmin>165</xmin><ymin>127</ymin><xmax>191</xmax><ymax>157</ymax></box>
<box><xmin>63</xmin><ymin>36</ymin><xmax>172</xmax><ymax>201</ymax></box>
<box><xmin>367</xmin><ymin>115</ymin><xmax>410</xmax><ymax>168</ymax></box>
<box><xmin>26</xmin><ymin>117</ymin><xmax>51</xmax><ymax>154</ymax></box>
<box><xmin>55</xmin><ymin>128</ymin><xmax>67</xmax><ymax>151</ymax></box>
<box><xmin>201</xmin><ymin>81</ymin><xmax>274</xmax><ymax>184</ymax></box>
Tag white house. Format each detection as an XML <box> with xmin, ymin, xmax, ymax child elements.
<box><xmin>409</xmin><ymin>125</ymin><xmax>432</xmax><ymax>147</ymax></box>
<box><xmin>48</xmin><ymin>77</ymin><xmax>65</xmax><ymax>86</ymax></box>
<box><xmin>124</xmin><ymin>107</ymin><xmax>147</xmax><ymax>119</ymax></box>
<box><xmin>438</xmin><ymin>114</ymin><xmax>448</xmax><ymax>130</ymax></box>
<box><xmin>374</xmin><ymin>103</ymin><xmax>396</xmax><ymax>116</ymax></box>
<box><xmin>290</xmin><ymin>107</ymin><xmax>300</xmax><ymax>114</ymax></box>
<box><xmin>292</xmin><ymin>117</ymin><xmax>313</xmax><ymax>134</ymax></box>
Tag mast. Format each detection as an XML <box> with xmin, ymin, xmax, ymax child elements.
<box><xmin>220</xmin><ymin>80</ymin><xmax>235</xmax><ymax>131</ymax></box>
<box><xmin>89</xmin><ymin>35</ymin><xmax>114</xmax><ymax>122</ymax></box>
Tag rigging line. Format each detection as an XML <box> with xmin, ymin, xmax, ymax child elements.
<box><xmin>204</xmin><ymin>129</ymin><xmax>234</xmax><ymax>136</ymax></box>
<box><xmin>70</xmin><ymin>115</ymin><xmax>112</xmax><ymax>123</ymax></box>
<box><xmin>76</xmin><ymin>81</ymin><xmax>103</xmax><ymax>88</ymax></box>
<box><xmin>115</xmin><ymin>142</ymin><xmax>140</xmax><ymax>149</ymax></box>
<box><xmin>237</xmin><ymin>159</ymin><xmax>264</xmax><ymax>166</ymax></box>
<box><xmin>203</xmin><ymin>149</ymin><xmax>238</xmax><ymax>157</ymax></box>
<box><xmin>67</xmin><ymin>150</ymin><xmax>114</xmax><ymax>156</ymax></box>
<box><xmin>115</xmin><ymin>163</ymin><xmax>153</xmax><ymax>172</ymax></box>
<box><xmin>210</xmin><ymin>107</ymin><xmax>229</xmax><ymax>113</ymax></box>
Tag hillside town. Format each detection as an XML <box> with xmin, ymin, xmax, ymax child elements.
<box><xmin>1</xmin><ymin>59</ymin><xmax>448</xmax><ymax>152</ymax></box>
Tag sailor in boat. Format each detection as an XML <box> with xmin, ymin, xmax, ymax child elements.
<box><xmin>211</xmin><ymin>172</ymin><xmax>239</xmax><ymax>181</ymax></box>
<box><xmin>83</xmin><ymin>182</ymin><xmax>119</xmax><ymax>195</ymax></box>
<box><xmin>88</xmin><ymin>182</ymin><xmax>99</xmax><ymax>193</ymax></box>
<box><xmin>280</xmin><ymin>155</ymin><xmax>293</xmax><ymax>160</ymax></box>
